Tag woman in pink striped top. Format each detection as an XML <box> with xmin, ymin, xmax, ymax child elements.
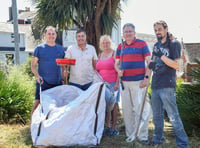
<box><xmin>96</xmin><ymin>35</ymin><xmax>120</xmax><ymax>137</ymax></box>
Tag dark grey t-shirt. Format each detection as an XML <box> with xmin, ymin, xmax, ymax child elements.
<box><xmin>151</xmin><ymin>40</ymin><xmax>181</xmax><ymax>89</ymax></box>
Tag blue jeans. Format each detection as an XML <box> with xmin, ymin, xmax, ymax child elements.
<box><xmin>108</xmin><ymin>82</ymin><xmax>120</xmax><ymax>103</ymax></box>
<box><xmin>105</xmin><ymin>82</ymin><xmax>120</xmax><ymax>112</ymax></box>
<box><xmin>152</xmin><ymin>88</ymin><xmax>189</xmax><ymax>148</ymax></box>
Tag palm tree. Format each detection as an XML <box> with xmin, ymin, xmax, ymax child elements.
<box><xmin>31</xmin><ymin>0</ymin><xmax>124</xmax><ymax>53</ymax></box>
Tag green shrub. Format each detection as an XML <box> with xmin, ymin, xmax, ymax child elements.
<box><xmin>176</xmin><ymin>80</ymin><xmax>200</xmax><ymax>136</ymax></box>
<box><xmin>0</xmin><ymin>70</ymin><xmax>8</xmax><ymax>122</ymax></box>
<box><xmin>176</xmin><ymin>60</ymin><xmax>200</xmax><ymax>136</ymax></box>
<box><xmin>0</xmin><ymin>65</ymin><xmax>35</xmax><ymax>124</ymax></box>
<box><xmin>21</xmin><ymin>56</ymin><xmax>35</xmax><ymax>79</ymax></box>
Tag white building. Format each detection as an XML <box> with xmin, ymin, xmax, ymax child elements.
<box><xmin>0</xmin><ymin>22</ymin><xmax>37</xmax><ymax>68</ymax></box>
<box><xmin>0</xmin><ymin>22</ymin><xmax>25</xmax><ymax>65</ymax></box>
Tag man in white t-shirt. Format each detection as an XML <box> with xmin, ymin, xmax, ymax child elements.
<box><xmin>65</xmin><ymin>29</ymin><xmax>98</xmax><ymax>90</ymax></box>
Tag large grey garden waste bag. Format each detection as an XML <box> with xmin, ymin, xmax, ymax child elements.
<box><xmin>31</xmin><ymin>82</ymin><xmax>106</xmax><ymax>147</ymax></box>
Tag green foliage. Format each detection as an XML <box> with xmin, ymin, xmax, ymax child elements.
<box><xmin>0</xmin><ymin>65</ymin><xmax>35</xmax><ymax>124</ymax></box>
<box><xmin>0</xmin><ymin>71</ymin><xmax>7</xmax><ymax>122</ymax></box>
<box><xmin>147</xmin><ymin>80</ymin><xmax>152</xmax><ymax>99</ymax></box>
<box><xmin>32</xmin><ymin>0</ymin><xmax>122</xmax><ymax>52</ymax></box>
<box><xmin>186</xmin><ymin>59</ymin><xmax>200</xmax><ymax>94</ymax></box>
<box><xmin>176</xmin><ymin>60</ymin><xmax>200</xmax><ymax>136</ymax></box>
<box><xmin>21</xmin><ymin>56</ymin><xmax>35</xmax><ymax>79</ymax></box>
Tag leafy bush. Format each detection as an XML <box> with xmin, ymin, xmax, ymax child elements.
<box><xmin>0</xmin><ymin>65</ymin><xmax>35</xmax><ymax>124</ymax></box>
<box><xmin>0</xmin><ymin>70</ymin><xmax>8</xmax><ymax>122</ymax></box>
<box><xmin>176</xmin><ymin>59</ymin><xmax>200</xmax><ymax>136</ymax></box>
<box><xmin>21</xmin><ymin>56</ymin><xmax>35</xmax><ymax>79</ymax></box>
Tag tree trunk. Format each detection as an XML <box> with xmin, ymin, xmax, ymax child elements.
<box><xmin>86</xmin><ymin>20</ymin><xmax>96</xmax><ymax>49</ymax></box>
<box><xmin>94</xmin><ymin>0</ymin><xmax>108</xmax><ymax>54</ymax></box>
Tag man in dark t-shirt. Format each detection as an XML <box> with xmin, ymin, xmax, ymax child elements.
<box><xmin>149</xmin><ymin>20</ymin><xmax>189</xmax><ymax>148</ymax></box>
<box><xmin>31</xmin><ymin>26</ymin><xmax>65</xmax><ymax>117</ymax></box>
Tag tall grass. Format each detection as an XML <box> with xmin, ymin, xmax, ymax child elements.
<box><xmin>0</xmin><ymin>64</ymin><xmax>35</xmax><ymax>124</ymax></box>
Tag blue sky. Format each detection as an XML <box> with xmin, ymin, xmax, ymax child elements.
<box><xmin>1</xmin><ymin>0</ymin><xmax>200</xmax><ymax>43</ymax></box>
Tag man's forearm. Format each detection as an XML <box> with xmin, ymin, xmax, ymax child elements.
<box><xmin>31</xmin><ymin>65</ymin><xmax>39</xmax><ymax>78</ymax></box>
<box><xmin>114</xmin><ymin>59</ymin><xmax>121</xmax><ymax>72</ymax></box>
<box><xmin>145</xmin><ymin>56</ymin><xmax>151</xmax><ymax>77</ymax></box>
<box><xmin>160</xmin><ymin>55</ymin><xmax>179</xmax><ymax>70</ymax></box>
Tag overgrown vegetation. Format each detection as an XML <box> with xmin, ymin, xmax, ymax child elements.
<box><xmin>21</xmin><ymin>56</ymin><xmax>35</xmax><ymax>79</ymax></box>
<box><xmin>0</xmin><ymin>59</ymin><xmax>35</xmax><ymax>124</ymax></box>
<box><xmin>176</xmin><ymin>59</ymin><xmax>200</xmax><ymax>136</ymax></box>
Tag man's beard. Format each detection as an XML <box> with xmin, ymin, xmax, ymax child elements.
<box><xmin>156</xmin><ymin>35</ymin><xmax>163</xmax><ymax>41</ymax></box>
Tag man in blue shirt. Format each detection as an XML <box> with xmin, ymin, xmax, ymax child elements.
<box><xmin>31</xmin><ymin>26</ymin><xmax>65</xmax><ymax>117</ymax></box>
<box><xmin>115</xmin><ymin>23</ymin><xmax>151</xmax><ymax>144</ymax></box>
<box><xmin>149</xmin><ymin>20</ymin><xmax>189</xmax><ymax>148</ymax></box>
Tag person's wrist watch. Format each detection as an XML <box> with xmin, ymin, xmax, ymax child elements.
<box><xmin>145</xmin><ymin>75</ymin><xmax>149</xmax><ymax>79</ymax></box>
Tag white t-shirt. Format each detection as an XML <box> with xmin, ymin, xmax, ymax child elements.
<box><xmin>65</xmin><ymin>44</ymin><xmax>98</xmax><ymax>85</ymax></box>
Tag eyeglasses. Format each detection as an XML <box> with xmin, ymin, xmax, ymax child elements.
<box><xmin>123</xmin><ymin>31</ymin><xmax>134</xmax><ymax>34</ymax></box>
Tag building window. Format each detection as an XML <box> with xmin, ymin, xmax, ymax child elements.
<box><xmin>6</xmin><ymin>54</ymin><xmax>14</xmax><ymax>65</ymax></box>
<box><xmin>11</xmin><ymin>33</ymin><xmax>20</xmax><ymax>43</ymax></box>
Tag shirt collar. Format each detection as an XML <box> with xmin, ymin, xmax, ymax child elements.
<box><xmin>76</xmin><ymin>44</ymin><xmax>88</xmax><ymax>51</ymax></box>
<box><xmin>125</xmin><ymin>37</ymin><xmax>137</xmax><ymax>46</ymax></box>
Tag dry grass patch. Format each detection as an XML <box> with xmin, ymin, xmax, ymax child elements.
<box><xmin>0</xmin><ymin>120</ymin><xmax>200</xmax><ymax>148</ymax></box>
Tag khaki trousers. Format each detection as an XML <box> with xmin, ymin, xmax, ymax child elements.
<box><xmin>121</xmin><ymin>81</ymin><xmax>149</xmax><ymax>141</ymax></box>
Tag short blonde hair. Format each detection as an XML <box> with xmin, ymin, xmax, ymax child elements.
<box><xmin>99</xmin><ymin>35</ymin><xmax>115</xmax><ymax>51</ymax></box>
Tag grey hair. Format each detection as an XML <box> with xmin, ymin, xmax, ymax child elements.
<box><xmin>76</xmin><ymin>28</ymin><xmax>86</xmax><ymax>36</ymax></box>
<box><xmin>123</xmin><ymin>23</ymin><xmax>135</xmax><ymax>32</ymax></box>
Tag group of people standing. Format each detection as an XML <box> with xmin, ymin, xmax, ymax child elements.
<box><xmin>31</xmin><ymin>20</ymin><xmax>189</xmax><ymax>148</ymax></box>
